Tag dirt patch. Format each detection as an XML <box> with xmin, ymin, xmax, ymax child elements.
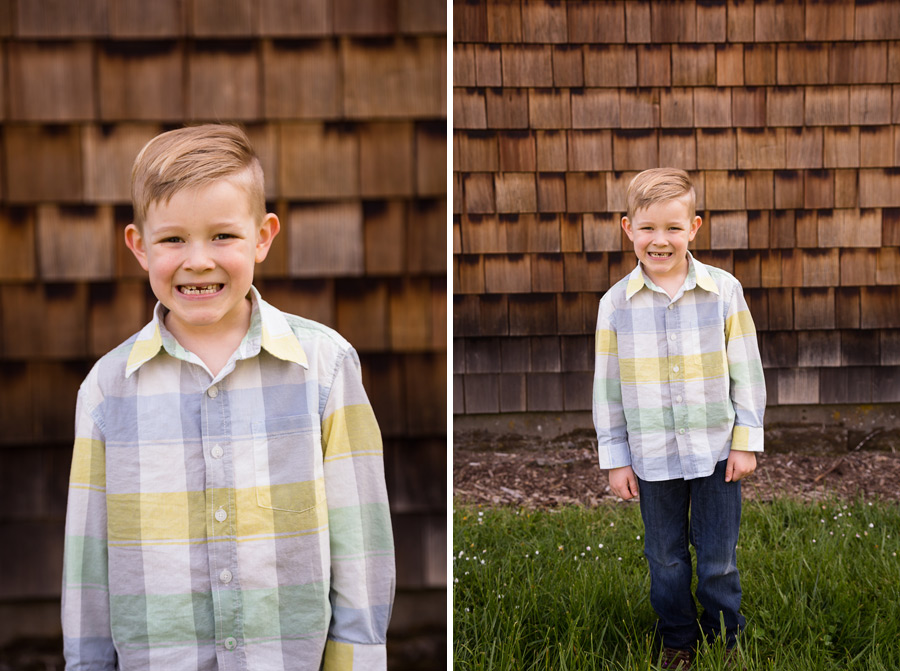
<box><xmin>454</xmin><ymin>429</ymin><xmax>900</xmax><ymax>507</ymax></box>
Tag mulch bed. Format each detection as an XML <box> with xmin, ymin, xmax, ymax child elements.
<box><xmin>454</xmin><ymin>430</ymin><xmax>900</xmax><ymax>508</ymax></box>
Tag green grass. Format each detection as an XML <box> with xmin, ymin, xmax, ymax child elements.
<box><xmin>453</xmin><ymin>498</ymin><xmax>900</xmax><ymax>670</ymax></box>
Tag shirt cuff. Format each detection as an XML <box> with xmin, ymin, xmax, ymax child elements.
<box><xmin>597</xmin><ymin>441</ymin><xmax>632</xmax><ymax>470</ymax></box>
<box><xmin>731</xmin><ymin>424</ymin><xmax>764</xmax><ymax>452</ymax></box>
<box><xmin>323</xmin><ymin>639</ymin><xmax>387</xmax><ymax>671</ymax></box>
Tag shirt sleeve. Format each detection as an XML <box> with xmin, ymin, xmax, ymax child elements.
<box><xmin>724</xmin><ymin>281</ymin><xmax>766</xmax><ymax>452</ymax></box>
<box><xmin>62</xmin><ymin>385</ymin><xmax>117</xmax><ymax>670</ymax></box>
<box><xmin>320</xmin><ymin>346</ymin><xmax>395</xmax><ymax>671</ymax></box>
<box><xmin>593</xmin><ymin>300</ymin><xmax>632</xmax><ymax>470</ymax></box>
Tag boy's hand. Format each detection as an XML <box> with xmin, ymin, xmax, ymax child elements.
<box><xmin>725</xmin><ymin>450</ymin><xmax>757</xmax><ymax>482</ymax></box>
<box><xmin>608</xmin><ymin>465</ymin><xmax>639</xmax><ymax>500</ymax></box>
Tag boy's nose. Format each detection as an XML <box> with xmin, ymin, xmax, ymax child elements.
<box><xmin>183</xmin><ymin>243</ymin><xmax>215</xmax><ymax>270</ymax></box>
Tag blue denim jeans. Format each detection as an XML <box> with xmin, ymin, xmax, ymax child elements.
<box><xmin>636</xmin><ymin>458</ymin><xmax>745</xmax><ymax>650</ymax></box>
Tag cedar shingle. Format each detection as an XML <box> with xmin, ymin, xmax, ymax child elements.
<box><xmin>88</xmin><ymin>281</ymin><xmax>149</xmax><ymax>357</ymax></box>
<box><xmin>454</xmin><ymin>0</ymin><xmax>487</xmax><ymax>41</ymax></box>
<box><xmin>508</xmin><ymin>294</ymin><xmax>557</xmax><ymax>336</ymax></box>
<box><xmin>454</xmin><ymin>89</ymin><xmax>487</xmax><ymax>129</ymax></box>
<box><xmin>556</xmin><ymin>293</ymin><xmax>583</xmax><ymax>334</ymax></box>
<box><xmin>83</xmin><ymin>124</ymin><xmax>159</xmax><ymax>203</ymax></box>
<box><xmin>474</xmin><ymin>44</ymin><xmax>502</xmax><ymax>86</ymax></box>
<box><xmin>522</xmin><ymin>0</ymin><xmax>568</xmax><ymax>43</ymax></box>
<box><xmin>536</xmin><ymin>173</ymin><xmax>567</xmax><ymax>212</ymax></box>
<box><xmin>766</xmin><ymin>86</ymin><xmax>804</xmax><ymax>127</ymax></box>
<box><xmin>859</xmin><ymin>169</ymin><xmax>900</xmax><ymax>207</ymax></box>
<box><xmin>836</xmin><ymin>287</ymin><xmax>860</xmax><ymax>328</ymax></box>
<box><xmin>805</xmin><ymin>86</ymin><xmax>850</xmax><ymax>126</ymax></box>
<box><xmin>731</xmin><ymin>88</ymin><xmax>766</xmax><ymax>130</ymax></box>
<box><xmin>527</xmin><ymin>372</ymin><xmax>564</xmax><ymax>411</ymax></box>
<box><xmin>612</xmin><ymin>130</ymin><xmax>657</xmax><ymax>170</ymax></box>
<box><xmin>849</xmin><ymin>85</ymin><xmax>892</xmax><ymax>125</ymax></box>
<box><xmin>583</xmin><ymin>45</ymin><xmax>637</xmax><ymax>87</ymax></box>
<box><xmin>462</xmin><ymin>173</ymin><xmax>495</xmax><ymax>214</ymax></box>
<box><xmin>794</xmin><ymin>288</ymin><xmax>835</xmax><ymax>330</ymax></box>
<box><xmin>454</xmin><ymin>44</ymin><xmax>476</xmax><ymax>86</ymax></box>
<box><xmin>859</xmin><ymin>126</ymin><xmax>893</xmax><ymax>167</ymax></box>
<box><xmin>818</xmin><ymin>208</ymin><xmax>882</xmax><ymax>247</ymax></box>
<box><xmin>693</xmin><ymin>87</ymin><xmax>732</xmax><ymax>127</ymax></box>
<box><xmin>716</xmin><ymin>44</ymin><xmax>743</xmax><ymax>86</ymax></box>
<box><xmin>823</xmin><ymin>127</ymin><xmax>860</xmax><ymax>168</ymax></box>
<box><xmin>785</xmin><ymin>127</ymin><xmax>823</xmax><ymax>169</ymax></box>
<box><xmin>605</xmin><ymin>171</ymin><xmax>636</xmax><ymax>213</ymax></box>
<box><xmin>416</xmin><ymin>122</ymin><xmax>447</xmax><ymax>197</ymax></box>
<box><xmin>536</xmin><ymin>130</ymin><xmax>567</xmax><ymax>170</ymax></box>
<box><xmin>834</xmin><ymin>168</ymin><xmax>859</xmax><ymax>207</ymax></box>
<box><xmin>390</xmin><ymin>279</ymin><xmax>434</xmax><ymax>351</ymax></box>
<box><xmin>502</xmin><ymin>45</ymin><xmax>553</xmax><ymax>87</ymax></box>
<box><xmin>495</xmin><ymin>173</ymin><xmax>537</xmax><ymax>213</ymax></box>
<box><xmin>111</xmin><ymin>0</ymin><xmax>183</xmax><ymax>37</ymax></box>
<box><xmin>191</xmin><ymin>0</ymin><xmax>255</xmax><ymax>36</ymax></box>
<box><xmin>733</xmin><ymin>250</ymin><xmax>760</xmax><ymax>287</ymax></box>
<box><xmin>486</xmin><ymin>0</ymin><xmax>523</xmax><ymax>42</ymax></box>
<box><xmin>463</xmin><ymin>374</ymin><xmax>499</xmax><ymax>413</ymax></box>
<box><xmin>884</xmin><ymin>208</ymin><xmax>900</xmax><ymax>246</ymax></box>
<box><xmin>461</xmin><ymin>214</ymin><xmax>504</xmax><ymax>255</ymax></box>
<box><xmin>531</xmin><ymin>254</ymin><xmax>564</xmax><ymax>292</ymax></box>
<box><xmin>743</xmin><ymin>44</ymin><xmax>776</xmax><ymax>86</ymax></box>
<box><xmin>876</xmin><ymin>247</ymin><xmax>900</xmax><ymax>285</ymax></box>
<box><xmin>9</xmin><ymin>42</ymin><xmax>95</xmax><ymax>121</ymax></box>
<box><xmin>881</xmin><ymin>332</ymin><xmax>900</xmax><ymax>365</ymax></box>
<box><xmin>99</xmin><ymin>42</ymin><xmax>184</xmax><ymax>120</ymax></box>
<box><xmin>780</xmin><ymin>249</ymin><xmax>802</xmax><ymax>287</ymax></box>
<box><xmin>565</xmin><ymin>172</ymin><xmax>606</xmax><ymax>213</ymax></box>
<box><xmin>498</xmin><ymin>131</ymin><xmax>535</xmax><ymax>172</ymax></box>
<box><xmin>697</xmin><ymin>1</ymin><xmax>726</xmax><ymax>42</ymax></box>
<box><xmin>650</xmin><ymin>0</ymin><xmax>696</xmax><ymax>43</ymax></box>
<box><xmin>583</xmin><ymin>213</ymin><xmax>621</xmax><ymax>252</ymax></box>
<box><xmin>552</xmin><ymin>45</ymin><xmax>584</xmax><ymax>86</ymax></box>
<box><xmin>566</xmin><ymin>1</ymin><xmax>626</xmax><ymax>43</ymax></box>
<box><xmin>571</xmin><ymin>89</ymin><xmax>620</xmax><ymax>128</ymax></box>
<box><xmin>727</xmin><ymin>0</ymin><xmax>755</xmax><ymax>43</ymax></box>
<box><xmin>795</xmin><ymin>210</ymin><xmax>818</xmax><ymax>247</ymax></box>
<box><xmin>366</xmin><ymin>201</ymin><xmax>406</xmax><ymax>273</ymax></box>
<box><xmin>262</xmin><ymin>41</ymin><xmax>341</xmax><ymax>119</ymax></box>
<box><xmin>754</xmin><ymin>0</ymin><xmax>804</xmax><ymax>43</ymax></box>
<box><xmin>704</xmin><ymin>170</ymin><xmax>744</xmax><ymax>210</ymax></box>
<box><xmin>2</xmin><ymin>284</ymin><xmax>87</xmax><ymax>359</ymax></box>
<box><xmin>760</xmin><ymin>331</ymin><xmax>797</xmax><ymax>368</ymax></box>
<box><xmin>746</xmin><ymin>174</ymin><xmax>774</xmax><ymax>212</ymax></box>
<box><xmin>840</xmin><ymin>248</ymin><xmax>876</xmax><ymax>286</ymax></box>
<box><xmin>801</xmin><ymin>248</ymin><xmax>839</xmax><ymax>287</ymax></box>
<box><xmin>398</xmin><ymin>0</ymin><xmax>446</xmax><ymax>34</ymax></box>
<box><xmin>806</xmin><ymin>1</ymin><xmax>854</xmax><ymax>41</ymax></box>
<box><xmin>455</xmin><ymin>254</ymin><xmax>485</xmax><ymax>293</ymax></box>
<box><xmin>188</xmin><ymin>43</ymin><xmax>259</xmax><ymax>120</ymax></box>
<box><xmin>619</xmin><ymin>90</ymin><xmax>659</xmax><ymax>129</ymax></box>
<box><xmin>818</xmin><ymin>367</ymin><xmax>873</xmax><ymax>404</ymax></box>
<box><xmin>659</xmin><ymin>129</ymin><xmax>697</xmax><ymax>170</ymax></box>
<box><xmin>485</xmin><ymin>254</ymin><xmax>531</xmax><ymax>293</ymax></box>
<box><xmin>259</xmin><ymin>0</ymin><xmax>331</xmax><ymax>36</ymax></box>
<box><xmin>360</xmin><ymin>122</ymin><xmax>415</xmax><ymax>197</ymax></box>
<box><xmin>804</xmin><ymin>170</ymin><xmax>834</xmax><ymax>209</ymax></box>
<box><xmin>500</xmin><ymin>337</ymin><xmax>530</xmax><ymax>372</ymax></box>
<box><xmin>696</xmin><ymin>129</ymin><xmax>735</xmax><ymax>169</ymax></box>
<box><xmin>560</xmin><ymin>213</ymin><xmax>583</xmax><ymax>252</ymax></box>
<box><xmin>485</xmin><ymin>88</ymin><xmax>529</xmax><ymax>128</ymax></box>
<box><xmin>736</xmin><ymin>128</ymin><xmax>785</xmax><ymax>169</ymax></box>
<box><xmin>3</xmin><ymin>124</ymin><xmax>84</xmax><ymax>203</ymax></box>
<box><xmin>777</xmin><ymin>44</ymin><xmax>829</xmax><ymax>86</ymax></box>
<box><xmin>529</xmin><ymin>89</ymin><xmax>572</xmax><ymax>129</ymax></box>
<box><xmin>498</xmin><ymin>373</ymin><xmax>526</xmax><ymax>412</ymax></box>
<box><xmin>343</xmin><ymin>37</ymin><xmax>444</xmax><ymax>118</ymax></box>
<box><xmin>16</xmin><ymin>0</ymin><xmax>107</xmax><ymax>36</ymax></box>
<box><xmin>625</xmin><ymin>1</ymin><xmax>651</xmax><ymax>43</ymax></box>
<box><xmin>637</xmin><ymin>45</ymin><xmax>672</xmax><ymax>87</ymax></box>
<box><xmin>280</xmin><ymin>123</ymin><xmax>358</xmax><ymax>199</ymax></box>
<box><xmin>856</xmin><ymin>1</ymin><xmax>900</xmax><ymax>40</ymax></box>
<box><xmin>567</xmin><ymin>130</ymin><xmax>612</xmax><ymax>171</ymax></box>
<box><xmin>563</xmin><ymin>253</ymin><xmax>609</xmax><ymax>293</ymax></box>
<box><xmin>830</xmin><ymin>42</ymin><xmax>887</xmax><ymax>84</ymax></box>
<box><xmin>288</xmin><ymin>202</ymin><xmax>364</xmax><ymax>277</ymax></box>
<box><xmin>798</xmin><ymin>331</ymin><xmax>841</xmax><ymax>368</ymax></box>
<box><xmin>709</xmin><ymin>211</ymin><xmax>747</xmax><ymax>249</ymax></box>
<box><xmin>660</xmin><ymin>88</ymin><xmax>694</xmax><ymax>128</ymax></box>
<box><xmin>774</xmin><ymin>170</ymin><xmax>803</xmax><ymax>209</ymax></box>
<box><xmin>37</xmin><ymin>206</ymin><xmax>115</xmax><ymax>281</ymax></box>
<box><xmin>0</xmin><ymin>208</ymin><xmax>36</xmax><ymax>281</ymax></box>
<box><xmin>769</xmin><ymin>210</ymin><xmax>796</xmax><ymax>249</ymax></box>
<box><xmin>860</xmin><ymin>287</ymin><xmax>900</xmax><ymax>328</ymax></box>
<box><xmin>515</xmin><ymin>213</ymin><xmax>561</xmax><ymax>252</ymax></box>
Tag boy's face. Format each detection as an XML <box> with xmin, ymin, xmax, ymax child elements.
<box><xmin>622</xmin><ymin>195</ymin><xmax>701</xmax><ymax>288</ymax></box>
<box><xmin>124</xmin><ymin>177</ymin><xmax>279</xmax><ymax>342</ymax></box>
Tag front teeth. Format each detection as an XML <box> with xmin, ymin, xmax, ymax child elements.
<box><xmin>180</xmin><ymin>285</ymin><xmax>220</xmax><ymax>295</ymax></box>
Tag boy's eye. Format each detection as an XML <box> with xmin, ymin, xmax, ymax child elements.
<box><xmin>161</xmin><ymin>237</ymin><xmax>183</xmax><ymax>243</ymax></box>
<box><xmin>214</xmin><ymin>233</ymin><xmax>235</xmax><ymax>240</ymax></box>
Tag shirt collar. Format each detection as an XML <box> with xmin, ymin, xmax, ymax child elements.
<box><xmin>125</xmin><ymin>286</ymin><xmax>308</xmax><ymax>377</ymax></box>
<box><xmin>624</xmin><ymin>251</ymin><xmax>719</xmax><ymax>300</ymax></box>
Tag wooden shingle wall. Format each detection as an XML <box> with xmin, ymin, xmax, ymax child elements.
<box><xmin>0</xmin><ymin>2</ymin><xmax>447</xmax><ymax>668</ymax></box>
<box><xmin>453</xmin><ymin>0</ymin><xmax>900</xmax><ymax>417</ymax></box>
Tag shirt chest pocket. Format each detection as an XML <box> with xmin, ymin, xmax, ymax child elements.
<box><xmin>251</xmin><ymin>414</ymin><xmax>322</xmax><ymax>514</ymax></box>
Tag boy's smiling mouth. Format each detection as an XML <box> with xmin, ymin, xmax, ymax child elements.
<box><xmin>647</xmin><ymin>251</ymin><xmax>672</xmax><ymax>258</ymax></box>
<box><xmin>178</xmin><ymin>284</ymin><xmax>223</xmax><ymax>295</ymax></box>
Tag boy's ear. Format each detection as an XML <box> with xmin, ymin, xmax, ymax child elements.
<box><xmin>124</xmin><ymin>223</ymin><xmax>150</xmax><ymax>271</ymax></box>
<box><xmin>621</xmin><ymin>216</ymin><xmax>635</xmax><ymax>241</ymax></box>
<box><xmin>254</xmin><ymin>213</ymin><xmax>281</xmax><ymax>263</ymax></box>
<box><xmin>688</xmin><ymin>215</ymin><xmax>702</xmax><ymax>241</ymax></box>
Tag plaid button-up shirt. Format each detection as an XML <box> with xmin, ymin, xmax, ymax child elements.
<box><xmin>63</xmin><ymin>287</ymin><xmax>394</xmax><ymax>670</ymax></box>
<box><xmin>593</xmin><ymin>254</ymin><xmax>766</xmax><ymax>481</ymax></box>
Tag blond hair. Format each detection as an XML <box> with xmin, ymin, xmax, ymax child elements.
<box><xmin>625</xmin><ymin>168</ymin><xmax>696</xmax><ymax>221</ymax></box>
<box><xmin>131</xmin><ymin>124</ymin><xmax>265</xmax><ymax>229</ymax></box>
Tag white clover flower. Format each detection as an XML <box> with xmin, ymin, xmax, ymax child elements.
<box><xmin>480</xmin><ymin>559</ymin><xmax>485</xmax><ymax>565</ymax></box>
<box><xmin>534</xmin><ymin>550</ymin><xmax>539</xmax><ymax>555</ymax></box>
<box><xmin>454</xmin><ymin>578</ymin><xmax>459</xmax><ymax>583</ymax></box>
<box><xmin>598</xmin><ymin>544</ymin><xmax>604</xmax><ymax>549</ymax></box>
<box><xmin>869</xmin><ymin>523</ymin><xmax>875</xmax><ymax>528</ymax></box>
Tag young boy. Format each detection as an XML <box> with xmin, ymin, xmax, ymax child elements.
<box><xmin>593</xmin><ymin>168</ymin><xmax>765</xmax><ymax>669</ymax></box>
<box><xmin>62</xmin><ymin>124</ymin><xmax>395</xmax><ymax>670</ymax></box>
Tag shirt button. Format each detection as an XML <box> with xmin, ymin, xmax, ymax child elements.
<box><xmin>224</xmin><ymin>637</ymin><xmax>237</xmax><ymax>650</ymax></box>
<box><xmin>207</xmin><ymin>386</ymin><xmax>218</xmax><ymax>398</ymax></box>
<box><xmin>673</xmin><ymin>365</ymin><xmax>680</xmax><ymax>372</ymax></box>
<box><xmin>219</xmin><ymin>569</ymin><xmax>233</xmax><ymax>584</ymax></box>
<box><xmin>679</xmin><ymin>428</ymin><xmax>686</xmax><ymax>435</ymax></box>
<box><xmin>211</xmin><ymin>444</ymin><xmax>224</xmax><ymax>459</ymax></box>
<box><xmin>676</xmin><ymin>395</ymin><xmax>683</xmax><ymax>403</ymax></box>
<box><xmin>214</xmin><ymin>508</ymin><xmax>227</xmax><ymax>522</ymax></box>
<box><xmin>669</xmin><ymin>333</ymin><xmax>676</xmax><ymax>341</ymax></box>
<box><xmin>667</xmin><ymin>304</ymin><xmax>674</xmax><ymax>310</ymax></box>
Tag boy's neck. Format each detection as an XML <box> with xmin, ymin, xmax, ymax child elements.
<box><xmin>163</xmin><ymin>298</ymin><xmax>252</xmax><ymax>377</ymax></box>
<box><xmin>643</xmin><ymin>258</ymin><xmax>690</xmax><ymax>299</ymax></box>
